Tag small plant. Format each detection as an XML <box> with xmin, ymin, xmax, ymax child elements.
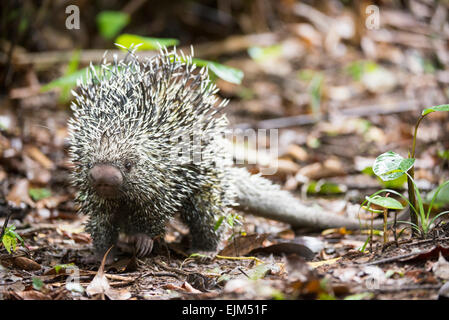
<box><xmin>1</xmin><ymin>225</ymin><xmax>24</xmax><ymax>253</ymax></box>
<box><xmin>362</xmin><ymin>104</ymin><xmax>449</xmax><ymax>238</ymax></box>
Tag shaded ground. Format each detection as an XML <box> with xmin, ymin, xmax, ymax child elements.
<box><xmin>1</xmin><ymin>0</ymin><xmax>449</xmax><ymax>300</ymax></box>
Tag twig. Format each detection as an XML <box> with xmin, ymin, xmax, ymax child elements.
<box><xmin>0</xmin><ymin>207</ymin><xmax>13</xmax><ymax>241</ymax></box>
<box><xmin>154</xmin><ymin>259</ymin><xmax>189</xmax><ymax>276</ymax></box>
<box><xmin>235</xmin><ymin>99</ymin><xmax>421</xmax><ymax>130</ymax></box>
<box><xmin>122</xmin><ymin>0</ymin><xmax>147</xmax><ymax>15</ymax></box>
<box><xmin>238</xmin><ymin>267</ymin><xmax>250</xmax><ymax>279</ymax></box>
<box><xmin>215</xmin><ymin>255</ymin><xmax>265</xmax><ymax>265</ymax></box>
<box><xmin>17</xmin><ymin>225</ymin><xmax>58</xmax><ymax>237</ymax></box>
<box><xmin>362</xmin><ymin>250</ymin><xmax>425</xmax><ymax>266</ymax></box>
<box><xmin>6</xmin><ymin>33</ymin><xmax>278</xmax><ymax>69</ymax></box>
<box><xmin>367</xmin><ymin>284</ymin><xmax>442</xmax><ymax>293</ymax></box>
<box><xmin>143</xmin><ymin>271</ymin><xmax>181</xmax><ymax>280</ymax></box>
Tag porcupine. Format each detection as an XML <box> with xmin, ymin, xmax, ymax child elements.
<box><xmin>68</xmin><ymin>46</ymin><xmax>405</xmax><ymax>260</ymax></box>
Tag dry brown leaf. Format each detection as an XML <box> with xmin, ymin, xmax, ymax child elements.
<box><xmin>432</xmin><ymin>253</ymin><xmax>449</xmax><ymax>280</ymax></box>
<box><xmin>219</xmin><ymin>233</ymin><xmax>268</xmax><ymax>257</ymax></box>
<box><xmin>297</xmin><ymin>158</ymin><xmax>345</xmax><ymax>180</ymax></box>
<box><xmin>36</xmin><ymin>195</ymin><xmax>69</xmax><ymax>210</ymax></box>
<box><xmin>24</xmin><ymin>145</ymin><xmax>54</xmax><ymax>170</ymax></box>
<box><xmin>181</xmin><ymin>281</ymin><xmax>202</xmax><ymax>294</ymax></box>
<box><xmin>12</xmin><ymin>256</ymin><xmax>41</xmax><ymax>271</ymax></box>
<box><xmin>6</xmin><ymin>178</ymin><xmax>34</xmax><ymax>207</ymax></box>
<box><xmin>308</xmin><ymin>257</ymin><xmax>341</xmax><ymax>269</ymax></box>
<box><xmin>275</xmin><ymin>159</ymin><xmax>301</xmax><ymax>175</ymax></box>
<box><xmin>86</xmin><ymin>246</ymin><xmax>131</xmax><ymax>300</ymax></box>
<box><xmin>14</xmin><ymin>290</ymin><xmax>51</xmax><ymax>300</ymax></box>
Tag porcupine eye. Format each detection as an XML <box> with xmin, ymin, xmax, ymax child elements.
<box><xmin>124</xmin><ymin>161</ymin><xmax>132</xmax><ymax>172</ymax></box>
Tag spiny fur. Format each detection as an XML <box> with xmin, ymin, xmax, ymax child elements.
<box><xmin>68</xmin><ymin>46</ymin><xmax>236</xmax><ymax>254</ymax></box>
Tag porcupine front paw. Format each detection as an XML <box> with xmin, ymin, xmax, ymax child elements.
<box><xmin>117</xmin><ymin>233</ymin><xmax>154</xmax><ymax>258</ymax></box>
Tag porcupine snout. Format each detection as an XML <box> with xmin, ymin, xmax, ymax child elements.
<box><xmin>89</xmin><ymin>164</ymin><xmax>123</xmax><ymax>199</ymax></box>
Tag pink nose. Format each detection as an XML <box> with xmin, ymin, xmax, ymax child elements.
<box><xmin>89</xmin><ymin>164</ymin><xmax>123</xmax><ymax>198</ymax></box>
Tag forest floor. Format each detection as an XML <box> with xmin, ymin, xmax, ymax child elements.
<box><xmin>1</xmin><ymin>1</ymin><xmax>449</xmax><ymax>300</ymax></box>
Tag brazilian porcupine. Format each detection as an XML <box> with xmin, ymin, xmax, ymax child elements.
<box><xmin>68</xmin><ymin>46</ymin><xmax>405</xmax><ymax>260</ymax></box>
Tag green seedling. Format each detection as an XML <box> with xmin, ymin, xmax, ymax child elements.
<box><xmin>362</xmin><ymin>103</ymin><xmax>449</xmax><ymax>238</ymax></box>
<box><xmin>1</xmin><ymin>225</ymin><xmax>24</xmax><ymax>254</ymax></box>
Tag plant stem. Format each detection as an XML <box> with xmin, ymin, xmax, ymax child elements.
<box><xmin>0</xmin><ymin>207</ymin><xmax>12</xmax><ymax>241</ymax></box>
<box><xmin>407</xmin><ymin>115</ymin><xmax>425</xmax><ymax>235</ymax></box>
<box><xmin>383</xmin><ymin>207</ymin><xmax>387</xmax><ymax>244</ymax></box>
<box><xmin>411</xmin><ymin>115</ymin><xmax>424</xmax><ymax>159</ymax></box>
<box><xmin>406</xmin><ymin>166</ymin><xmax>418</xmax><ymax>233</ymax></box>
<box><xmin>370</xmin><ymin>210</ymin><xmax>373</xmax><ymax>252</ymax></box>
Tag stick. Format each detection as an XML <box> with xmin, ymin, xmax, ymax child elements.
<box><xmin>6</xmin><ymin>33</ymin><xmax>278</xmax><ymax>69</ymax></box>
<box><xmin>0</xmin><ymin>207</ymin><xmax>13</xmax><ymax>241</ymax></box>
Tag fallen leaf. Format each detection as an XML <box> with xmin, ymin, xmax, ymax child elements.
<box><xmin>86</xmin><ymin>247</ymin><xmax>131</xmax><ymax>300</ymax></box>
<box><xmin>432</xmin><ymin>253</ymin><xmax>449</xmax><ymax>280</ymax></box>
<box><xmin>14</xmin><ymin>290</ymin><xmax>51</xmax><ymax>300</ymax></box>
<box><xmin>181</xmin><ymin>281</ymin><xmax>202</xmax><ymax>294</ymax></box>
<box><xmin>24</xmin><ymin>145</ymin><xmax>54</xmax><ymax>169</ymax></box>
<box><xmin>400</xmin><ymin>245</ymin><xmax>449</xmax><ymax>262</ymax></box>
<box><xmin>250</xmin><ymin>240</ymin><xmax>315</xmax><ymax>259</ymax></box>
<box><xmin>247</xmin><ymin>263</ymin><xmax>281</xmax><ymax>280</ymax></box>
<box><xmin>438</xmin><ymin>281</ymin><xmax>449</xmax><ymax>300</ymax></box>
<box><xmin>219</xmin><ymin>233</ymin><xmax>268</xmax><ymax>257</ymax></box>
<box><xmin>12</xmin><ymin>257</ymin><xmax>41</xmax><ymax>271</ymax></box>
<box><xmin>6</xmin><ymin>179</ymin><xmax>34</xmax><ymax>207</ymax></box>
<box><xmin>405</xmin><ymin>270</ymin><xmax>438</xmax><ymax>284</ymax></box>
<box><xmin>285</xmin><ymin>254</ymin><xmax>312</xmax><ymax>282</ymax></box>
<box><xmin>308</xmin><ymin>257</ymin><xmax>341</xmax><ymax>269</ymax></box>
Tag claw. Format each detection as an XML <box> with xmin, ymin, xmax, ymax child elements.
<box><xmin>117</xmin><ymin>233</ymin><xmax>154</xmax><ymax>257</ymax></box>
<box><xmin>134</xmin><ymin>234</ymin><xmax>154</xmax><ymax>258</ymax></box>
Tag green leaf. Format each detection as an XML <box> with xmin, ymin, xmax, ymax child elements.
<box><xmin>361</xmin><ymin>206</ymin><xmax>383</xmax><ymax>213</ymax></box>
<box><xmin>192</xmin><ymin>58</ymin><xmax>244</xmax><ymax>85</ymax></box>
<box><xmin>66</xmin><ymin>49</ymin><xmax>81</xmax><ymax>75</ymax></box>
<box><xmin>41</xmin><ymin>66</ymin><xmax>101</xmax><ymax>92</ymax></box>
<box><xmin>2</xmin><ymin>225</ymin><xmax>23</xmax><ymax>253</ymax></box>
<box><xmin>380</xmin><ymin>174</ymin><xmax>407</xmax><ymax>189</ymax></box>
<box><xmin>422</xmin><ymin>104</ymin><xmax>449</xmax><ymax>116</ymax></box>
<box><xmin>226</xmin><ymin>214</ymin><xmax>235</xmax><ymax>228</ymax></box>
<box><xmin>58</xmin><ymin>50</ymin><xmax>82</xmax><ymax>102</ymax></box>
<box><xmin>363</xmin><ymin>166</ymin><xmax>407</xmax><ymax>188</ymax></box>
<box><xmin>308</xmin><ymin>73</ymin><xmax>323</xmax><ymax>114</ymax></box>
<box><xmin>7</xmin><ymin>228</ymin><xmax>24</xmax><ymax>246</ymax></box>
<box><xmin>385</xmin><ymin>270</ymin><xmax>403</xmax><ymax>278</ymax></box>
<box><xmin>115</xmin><ymin>34</ymin><xmax>179</xmax><ymax>50</ymax></box>
<box><xmin>365</xmin><ymin>195</ymin><xmax>404</xmax><ymax>210</ymax></box>
<box><xmin>2</xmin><ymin>234</ymin><xmax>13</xmax><ymax>253</ymax></box>
<box><xmin>318</xmin><ymin>293</ymin><xmax>337</xmax><ymax>300</ymax></box>
<box><xmin>214</xmin><ymin>216</ymin><xmax>225</xmax><ymax>231</ymax></box>
<box><xmin>97</xmin><ymin>11</ymin><xmax>130</xmax><ymax>40</ymax></box>
<box><xmin>188</xmin><ymin>253</ymin><xmax>209</xmax><ymax>259</ymax></box>
<box><xmin>344</xmin><ymin>292</ymin><xmax>374</xmax><ymax>300</ymax></box>
<box><xmin>306</xmin><ymin>181</ymin><xmax>346</xmax><ymax>195</ymax></box>
<box><xmin>29</xmin><ymin>188</ymin><xmax>52</xmax><ymax>201</ymax></box>
<box><xmin>426</xmin><ymin>181</ymin><xmax>449</xmax><ymax>206</ymax></box>
<box><xmin>298</xmin><ymin>69</ymin><xmax>317</xmax><ymax>81</ymax></box>
<box><xmin>248</xmin><ymin>264</ymin><xmax>272</xmax><ymax>280</ymax></box>
<box><xmin>345</xmin><ymin>60</ymin><xmax>378</xmax><ymax>81</ymax></box>
<box><xmin>373</xmin><ymin>151</ymin><xmax>415</xmax><ymax>181</ymax></box>
<box><xmin>247</xmin><ymin>45</ymin><xmax>282</xmax><ymax>62</ymax></box>
<box><xmin>32</xmin><ymin>277</ymin><xmax>44</xmax><ymax>291</ymax></box>
<box><xmin>438</xmin><ymin>149</ymin><xmax>449</xmax><ymax>161</ymax></box>
<box><xmin>54</xmin><ymin>263</ymin><xmax>75</xmax><ymax>274</ymax></box>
